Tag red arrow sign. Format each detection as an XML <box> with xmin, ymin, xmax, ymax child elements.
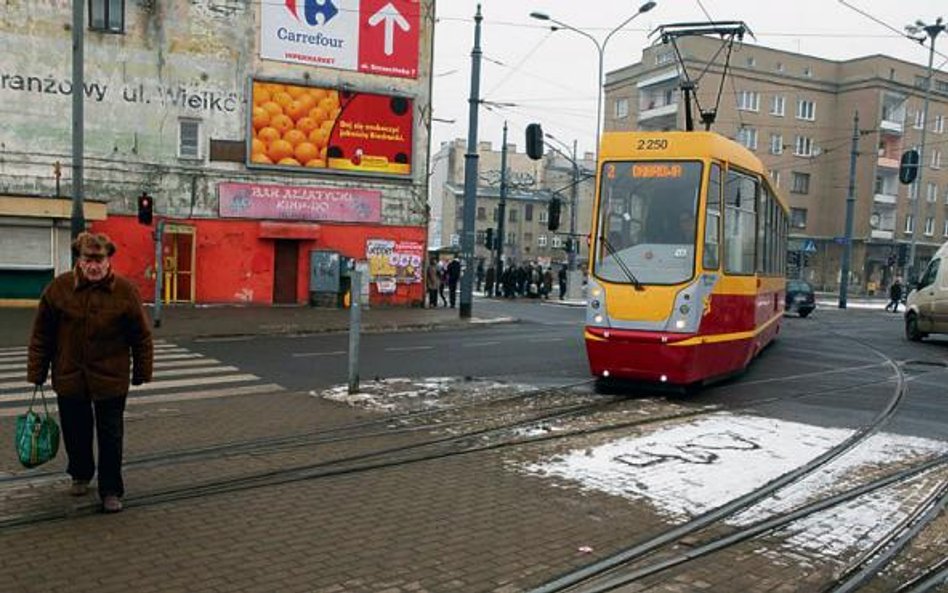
<box><xmin>358</xmin><ymin>0</ymin><xmax>419</xmax><ymax>79</ymax></box>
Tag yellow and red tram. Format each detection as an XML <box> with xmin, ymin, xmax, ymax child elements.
<box><xmin>585</xmin><ymin>131</ymin><xmax>789</xmax><ymax>387</ymax></box>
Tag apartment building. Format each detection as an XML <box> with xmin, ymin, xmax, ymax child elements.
<box><xmin>604</xmin><ymin>36</ymin><xmax>948</xmax><ymax>293</ymax></box>
<box><xmin>429</xmin><ymin>138</ymin><xmax>595</xmax><ymax>271</ymax></box>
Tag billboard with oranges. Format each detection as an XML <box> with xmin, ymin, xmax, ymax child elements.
<box><xmin>249</xmin><ymin>80</ymin><xmax>413</xmax><ymax>176</ymax></box>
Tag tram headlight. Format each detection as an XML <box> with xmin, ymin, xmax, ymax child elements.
<box><xmin>594</xmin><ymin>314</ymin><xmax>604</xmax><ymax>324</ymax></box>
<box><xmin>590</xmin><ymin>299</ymin><xmax>600</xmax><ymax>309</ymax></box>
<box><xmin>675</xmin><ymin>319</ymin><xmax>687</xmax><ymax>329</ymax></box>
<box><xmin>591</xmin><ymin>287</ymin><xmax>602</xmax><ymax>297</ymax></box>
<box><xmin>679</xmin><ymin>304</ymin><xmax>690</xmax><ymax>315</ymax></box>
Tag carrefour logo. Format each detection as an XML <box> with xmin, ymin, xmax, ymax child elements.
<box><xmin>285</xmin><ymin>0</ymin><xmax>338</xmax><ymax>26</ymax></box>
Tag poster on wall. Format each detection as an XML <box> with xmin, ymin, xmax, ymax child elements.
<box><xmin>250</xmin><ymin>80</ymin><xmax>413</xmax><ymax>176</ymax></box>
<box><xmin>366</xmin><ymin>239</ymin><xmax>423</xmax><ymax>286</ymax></box>
<box><xmin>260</xmin><ymin>0</ymin><xmax>420</xmax><ymax>79</ymax></box>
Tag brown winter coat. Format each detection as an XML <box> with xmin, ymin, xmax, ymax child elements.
<box><xmin>28</xmin><ymin>270</ymin><xmax>153</xmax><ymax>400</ymax></box>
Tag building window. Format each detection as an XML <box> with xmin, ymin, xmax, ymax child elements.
<box><xmin>928</xmin><ymin>182</ymin><xmax>938</xmax><ymax>202</ymax></box>
<box><xmin>737</xmin><ymin>90</ymin><xmax>760</xmax><ymax>112</ymax></box>
<box><xmin>769</xmin><ymin>169</ymin><xmax>780</xmax><ymax>187</ymax></box>
<box><xmin>934</xmin><ymin>114</ymin><xmax>944</xmax><ymax>133</ymax></box>
<box><xmin>538</xmin><ymin>235</ymin><xmax>547</xmax><ymax>247</ymax></box>
<box><xmin>656</xmin><ymin>52</ymin><xmax>673</xmax><ymax>65</ymax></box>
<box><xmin>770</xmin><ymin>134</ymin><xmax>783</xmax><ymax>155</ymax></box>
<box><xmin>937</xmin><ymin>80</ymin><xmax>948</xmax><ymax>93</ymax></box>
<box><xmin>492</xmin><ymin>207</ymin><xmax>498</xmax><ymax>222</ymax></box>
<box><xmin>506</xmin><ymin>232</ymin><xmax>515</xmax><ymax>246</ymax></box>
<box><xmin>539</xmin><ymin>209</ymin><xmax>548</xmax><ymax>223</ymax></box>
<box><xmin>746</xmin><ymin>56</ymin><xmax>756</xmax><ymax>68</ymax></box>
<box><xmin>737</xmin><ymin>127</ymin><xmax>757</xmax><ymax>150</ymax></box>
<box><xmin>551</xmin><ymin>236</ymin><xmax>563</xmax><ymax>248</ymax></box>
<box><xmin>904</xmin><ymin>214</ymin><xmax>914</xmax><ymax>233</ymax></box>
<box><xmin>915</xmin><ymin>75</ymin><xmax>928</xmax><ymax>89</ymax></box>
<box><xmin>944</xmin><ymin>219</ymin><xmax>948</xmax><ymax>236</ymax></box>
<box><xmin>508</xmin><ymin>208</ymin><xmax>518</xmax><ymax>222</ymax></box>
<box><xmin>615</xmin><ymin>98</ymin><xmax>629</xmax><ymax>119</ymax></box>
<box><xmin>89</xmin><ymin>0</ymin><xmax>124</xmax><ymax>33</ymax></box>
<box><xmin>775</xmin><ymin>62</ymin><xmax>784</xmax><ymax>73</ymax></box>
<box><xmin>925</xmin><ymin>216</ymin><xmax>935</xmax><ymax>236</ymax></box>
<box><xmin>931</xmin><ymin>150</ymin><xmax>942</xmax><ymax>169</ymax></box>
<box><xmin>803</xmin><ymin>66</ymin><xmax>812</xmax><ymax>77</ymax></box>
<box><xmin>910</xmin><ymin>182</ymin><xmax>919</xmax><ymax>201</ymax></box>
<box><xmin>796</xmin><ymin>99</ymin><xmax>815</xmax><ymax>121</ymax></box>
<box><xmin>178</xmin><ymin>119</ymin><xmax>201</xmax><ymax>159</ymax></box>
<box><xmin>475</xmin><ymin>230</ymin><xmax>485</xmax><ymax>245</ymax></box>
<box><xmin>790</xmin><ymin>208</ymin><xmax>807</xmax><ymax>228</ymax></box>
<box><xmin>791</xmin><ymin>171</ymin><xmax>810</xmax><ymax>194</ymax></box>
<box><xmin>914</xmin><ymin>110</ymin><xmax>925</xmax><ymax>129</ymax></box>
<box><xmin>477</xmin><ymin>207</ymin><xmax>486</xmax><ymax>221</ymax></box>
<box><xmin>770</xmin><ymin>95</ymin><xmax>785</xmax><ymax>116</ymax></box>
<box><xmin>524</xmin><ymin>203</ymin><xmax>533</xmax><ymax>221</ymax></box>
<box><xmin>523</xmin><ymin>232</ymin><xmax>533</xmax><ymax>245</ymax></box>
<box><xmin>793</xmin><ymin>136</ymin><xmax>813</xmax><ymax>157</ymax></box>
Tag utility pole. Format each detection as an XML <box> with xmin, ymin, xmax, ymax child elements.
<box><xmin>458</xmin><ymin>5</ymin><xmax>483</xmax><ymax>319</ymax></box>
<box><xmin>906</xmin><ymin>18</ymin><xmax>945</xmax><ymax>282</ymax></box>
<box><xmin>495</xmin><ymin>122</ymin><xmax>508</xmax><ymax>297</ymax></box>
<box><xmin>70</xmin><ymin>0</ymin><xmax>85</xmax><ymax>240</ymax></box>
<box><xmin>839</xmin><ymin>111</ymin><xmax>859</xmax><ymax>309</ymax></box>
<box><xmin>566</xmin><ymin>139</ymin><xmax>583</xmax><ymax>300</ymax></box>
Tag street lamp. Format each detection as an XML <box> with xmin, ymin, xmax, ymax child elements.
<box><xmin>530</xmin><ymin>1</ymin><xmax>656</xmax><ymax>160</ymax></box>
<box><xmin>904</xmin><ymin>17</ymin><xmax>945</xmax><ymax>282</ymax></box>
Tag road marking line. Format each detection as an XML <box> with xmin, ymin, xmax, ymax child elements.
<box><xmin>152</xmin><ymin>366</ymin><xmax>240</xmax><ymax>378</ymax></box>
<box><xmin>384</xmin><ymin>346</ymin><xmax>433</xmax><ymax>352</ymax></box>
<box><xmin>292</xmin><ymin>351</ymin><xmax>346</xmax><ymax>358</ymax></box>
<box><xmin>0</xmin><ymin>374</ymin><xmax>261</xmax><ymax>403</ymax></box>
<box><xmin>463</xmin><ymin>341</ymin><xmax>502</xmax><ymax>348</ymax></box>
<box><xmin>0</xmin><ymin>363</ymin><xmax>237</xmax><ymax>383</ymax></box>
<box><xmin>0</xmin><ymin>384</ymin><xmax>286</xmax><ymax>417</ymax></box>
<box><xmin>529</xmin><ymin>338</ymin><xmax>565</xmax><ymax>343</ymax></box>
<box><xmin>154</xmin><ymin>358</ymin><xmax>221</xmax><ymax>369</ymax></box>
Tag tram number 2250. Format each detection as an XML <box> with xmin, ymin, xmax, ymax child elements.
<box><xmin>636</xmin><ymin>138</ymin><xmax>669</xmax><ymax>150</ymax></box>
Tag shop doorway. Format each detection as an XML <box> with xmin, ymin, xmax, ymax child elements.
<box><xmin>162</xmin><ymin>224</ymin><xmax>196</xmax><ymax>303</ymax></box>
<box><xmin>273</xmin><ymin>240</ymin><xmax>299</xmax><ymax>304</ymax></box>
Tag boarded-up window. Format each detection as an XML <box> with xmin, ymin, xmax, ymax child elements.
<box><xmin>0</xmin><ymin>225</ymin><xmax>52</xmax><ymax>267</ymax></box>
<box><xmin>179</xmin><ymin>119</ymin><xmax>201</xmax><ymax>159</ymax></box>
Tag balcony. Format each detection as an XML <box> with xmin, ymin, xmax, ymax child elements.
<box><xmin>877</xmin><ymin>156</ymin><xmax>899</xmax><ymax>169</ymax></box>
<box><xmin>871</xmin><ymin>229</ymin><xmax>894</xmax><ymax>240</ymax></box>
<box><xmin>638</xmin><ymin>102</ymin><xmax>678</xmax><ymax>122</ymax></box>
<box><xmin>879</xmin><ymin>119</ymin><xmax>903</xmax><ymax>134</ymax></box>
<box><xmin>873</xmin><ymin>193</ymin><xmax>897</xmax><ymax>205</ymax></box>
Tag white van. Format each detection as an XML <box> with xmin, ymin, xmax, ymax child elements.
<box><xmin>905</xmin><ymin>240</ymin><xmax>948</xmax><ymax>341</ymax></box>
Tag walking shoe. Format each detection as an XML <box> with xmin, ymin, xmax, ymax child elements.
<box><xmin>102</xmin><ymin>495</ymin><xmax>123</xmax><ymax>513</ymax></box>
<box><xmin>69</xmin><ymin>480</ymin><xmax>90</xmax><ymax>497</ymax></box>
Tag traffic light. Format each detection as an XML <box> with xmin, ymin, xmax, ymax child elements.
<box><xmin>484</xmin><ymin>227</ymin><xmax>494</xmax><ymax>249</ymax></box>
<box><xmin>137</xmin><ymin>192</ymin><xmax>154</xmax><ymax>225</ymax></box>
<box><xmin>526</xmin><ymin>123</ymin><xmax>544</xmax><ymax>160</ymax></box>
<box><xmin>897</xmin><ymin>243</ymin><xmax>908</xmax><ymax>267</ymax></box>
<box><xmin>563</xmin><ymin>238</ymin><xmax>573</xmax><ymax>253</ymax></box>
<box><xmin>899</xmin><ymin>150</ymin><xmax>920</xmax><ymax>185</ymax></box>
<box><xmin>547</xmin><ymin>197</ymin><xmax>561</xmax><ymax>231</ymax></box>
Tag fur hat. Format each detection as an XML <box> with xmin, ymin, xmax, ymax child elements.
<box><xmin>71</xmin><ymin>232</ymin><xmax>116</xmax><ymax>258</ymax></box>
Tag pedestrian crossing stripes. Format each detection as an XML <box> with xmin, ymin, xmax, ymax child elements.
<box><xmin>0</xmin><ymin>341</ymin><xmax>284</xmax><ymax>417</ymax></box>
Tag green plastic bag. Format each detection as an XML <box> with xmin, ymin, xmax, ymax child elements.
<box><xmin>15</xmin><ymin>386</ymin><xmax>60</xmax><ymax>468</ymax></box>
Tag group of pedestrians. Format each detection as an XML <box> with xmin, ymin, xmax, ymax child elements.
<box><xmin>425</xmin><ymin>256</ymin><xmax>461</xmax><ymax>308</ymax></box>
<box><xmin>481</xmin><ymin>261</ymin><xmax>568</xmax><ymax>300</ymax></box>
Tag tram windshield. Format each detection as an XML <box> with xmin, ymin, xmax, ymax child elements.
<box><xmin>594</xmin><ymin>161</ymin><xmax>702</xmax><ymax>285</ymax></box>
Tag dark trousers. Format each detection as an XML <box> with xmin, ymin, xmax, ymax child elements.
<box><xmin>57</xmin><ymin>394</ymin><xmax>127</xmax><ymax>497</ymax></box>
<box><xmin>449</xmin><ymin>282</ymin><xmax>459</xmax><ymax>307</ymax></box>
<box><xmin>427</xmin><ymin>288</ymin><xmax>438</xmax><ymax>308</ymax></box>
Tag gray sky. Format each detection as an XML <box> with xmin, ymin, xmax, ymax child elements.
<box><xmin>431</xmin><ymin>0</ymin><xmax>947</xmax><ymax>157</ymax></box>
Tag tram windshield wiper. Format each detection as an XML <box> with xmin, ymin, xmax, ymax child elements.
<box><xmin>599</xmin><ymin>235</ymin><xmax>645</xmax><ymax>291</ymax></box>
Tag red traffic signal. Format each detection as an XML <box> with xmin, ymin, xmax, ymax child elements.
<box><xmin>137</xmin><ymin>192</ymin><xmax>154</xmax><ymax>225</ymax></box>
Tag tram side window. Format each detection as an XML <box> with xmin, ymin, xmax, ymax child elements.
<box><xmin>759</xmin><ymin>186</ymin><xmax>776</xmax><ymax>275</ymax></box>
<box><xmin>703</xmin><ymin>164</ymin><xmax>722</xmax><ymax>269</ymax></box>
<box><xmin>724</xmin><ymin>170</ymin><xmax>758</xmax><ymax>274</ymax></box>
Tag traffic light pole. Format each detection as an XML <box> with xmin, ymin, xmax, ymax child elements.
<box><xmin>153</xmin><ymin>219</ymin><xmax>164</xmax><ymax>328</ymax></box>
<box><xmin>494</xmin><ymin>122</ymin><xmax>508</xmax><ymax>296</ymax></box>
<box><xmin>458</xmin><ymin>5</ymin><xmax>483</xmax><ymax>319</ymax></box>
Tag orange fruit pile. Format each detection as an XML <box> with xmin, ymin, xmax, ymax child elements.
<box><xmin>250</xmin><ymin>82</ymin><xmax>341</xmax><ymax>168</ymax></box>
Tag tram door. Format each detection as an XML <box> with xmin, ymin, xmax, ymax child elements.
<box><xmin>162</xmin><ymin>224</ymin><xmax>196</xmax><ymax>303</ymax></box>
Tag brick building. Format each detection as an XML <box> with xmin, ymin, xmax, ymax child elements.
<box><xmin>428</xmin><ymin>138</ymin><xmax>595</xmax><ymax>273</ymax></box>
<box><xmin>604</xmin><ymin>36</ymin><xmax>948</xmax><ymax>293</ymax></box>
<box><xmin>0</xmin><ymin>0</ymin><xmax>434</xmax><ymax>306</ymax></box>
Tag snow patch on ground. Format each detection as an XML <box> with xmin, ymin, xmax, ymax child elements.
<box><xmin>523</xmin><ymin>413</ymin><xmax>947</xmax><ymax>558</ymax></box>
<box><xmin>312</xmin><ymin>377</ymin><xmax>533</xmax><ymax>411</ymax></box>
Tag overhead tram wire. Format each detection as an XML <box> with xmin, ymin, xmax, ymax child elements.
<box><xmin>836</xmin><ymin>0</ymin><xmax>948</xmax><ymax>63</ymax></box>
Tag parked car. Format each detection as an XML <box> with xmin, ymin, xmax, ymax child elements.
<box><xmin>904</xmin><ymin>240</ymin><xmax>948</xmax><ymax>341</ymax></box>
<box><xmin>785</xmin><ymin>279</ymin><xmax>815</xmax><ymax>317</ymax></box>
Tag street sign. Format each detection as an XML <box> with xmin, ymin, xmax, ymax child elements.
<box><xmin>833</xmin><ymin>236</ymin><xmax>849</xmax><ymax>245</ymax></box>
<box><xmin>802</xmin><ymin>239</ymin><xmax>817</xmax><ymax>253</ymax></box>
<box><xmin>260</xmin><ymin>0</ymin><xmax>420</xmax><ymax>79</ymax></box>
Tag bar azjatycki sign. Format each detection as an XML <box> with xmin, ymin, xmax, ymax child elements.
<box><xmin>218</xmin><ymin>182</ymin><xmax>382</xmax><ymax>223</ymax></box>
<box><xmin>261</xmin><ymin>0</ymin><xmax>420</xmax><ymax>79</ymax></box>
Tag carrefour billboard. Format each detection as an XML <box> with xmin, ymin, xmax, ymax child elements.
<box><xmin>260</xmin><ymin>0</ymin><xmax>420</xmax><ymax>79</ymax></box>
<box><xmin>249</xmin><ymin>80</ymin><xmax>413</xmax><ymax>176</ymax></box>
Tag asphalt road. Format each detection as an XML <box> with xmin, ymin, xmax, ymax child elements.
<box><xmin>182</xmin><ymin>298</ymin><xmax>948</xmax><ymax>443</ymax></box>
